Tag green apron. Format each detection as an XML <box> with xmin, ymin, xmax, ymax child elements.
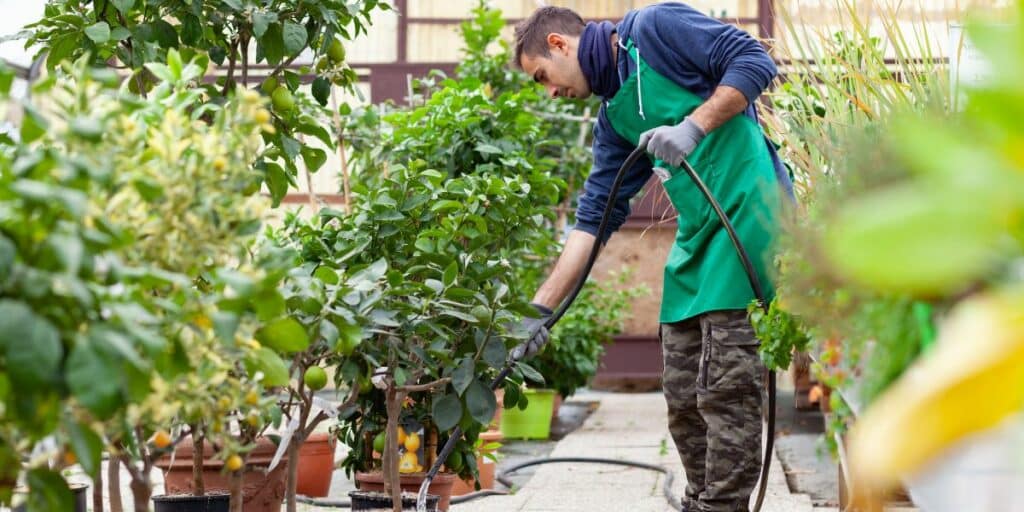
<box><xmin>605</xmin><ymin>39</ymin><xmax>781</xmax><ymax>323</ymax></box>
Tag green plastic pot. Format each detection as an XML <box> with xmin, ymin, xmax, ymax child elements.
<box><xmin>500</xmin><ymin>388</ymin><xmax>556</xmax><ymax>439</ymax></box>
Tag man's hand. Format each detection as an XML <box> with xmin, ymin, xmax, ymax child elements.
<box><xmin>638</xmin><ymin>117</ymin><xmax>706</xmax><ymax>167</ymax></box>
<box><xmin>510</xmin><ymin>303</ymin><xmax>553</xmax><ymax>362</ymax></box>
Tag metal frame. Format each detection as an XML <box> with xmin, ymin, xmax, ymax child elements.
<box><xmin>348</xmin><ymin>0</ymin><xmax>777</xmax><ymax>104</ymax></box>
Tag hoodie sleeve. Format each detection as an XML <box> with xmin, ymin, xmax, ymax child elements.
<box><xmin>573</xmin><ymin>106</ymin><xmax>653</xmax><ymax>243</ymax></box>
<box><xmin>635</xmin><ymin>3</ymin><xmax>777</xmax><ymax>104</ymax></box>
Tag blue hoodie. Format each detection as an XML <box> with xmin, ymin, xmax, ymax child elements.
<box><xmin>573</xmin><ymin>2</ymin><xmax>793</xmax><ymax>243</ymax></box>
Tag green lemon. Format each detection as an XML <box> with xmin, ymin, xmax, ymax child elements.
<box><xmin>373</xmin><ymin>431</ymin><xmax>386</xmax><ymax>453</ymax></box>
<box><xmin>261</xmin><ymin>77</ymin><xmax>279</xmax><ymax>95</ymax></box>
<box><xmin>303</xmin><ymin>366</ymin><xmax>328</xmax><ymax>391</ymax></box>
<box><xmin>316</xmin><ymin>57</ymin><xmax>330</xmax><ymax>73</ymax></box>
<box><xmin>328</xmin><ymin>39</ymin><xmax>346</xmax><ymax>63</ymax></box>
<box><xmin>271</xmin><ymin>86</ymin><xmax>295</xmax><ymax>112</ymax></box>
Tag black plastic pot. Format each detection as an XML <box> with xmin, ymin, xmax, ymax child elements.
<box><xmin>348</xmin><ymin>491</ymin><xmax>439</xmax><ymax>511</ymax></box>
<box><xmin>14</xmin><ymin>484</ymin><xmax>88</xmax><ymax>512</ymax></box>
<box><xmin>152</xmin><ymin>493</ymin><xmax>230</xmax><ymax>512</ymax></box>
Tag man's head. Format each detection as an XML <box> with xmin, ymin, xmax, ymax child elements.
<box><xmin>514</xmin><ymin>7</ymin><xmax>590</xmax><ymax>99</ymax></box>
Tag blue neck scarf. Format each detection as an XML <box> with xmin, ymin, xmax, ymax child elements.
<box><xmin>577</xmin><ymin>21</ymin><xmax>617</xmax><ymax>99</ymax></box>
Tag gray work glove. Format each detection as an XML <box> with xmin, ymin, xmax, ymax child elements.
<box><xmin>638</xmin><ymin>117</ymin><xmax>706</xmax><ymax>167</ymax></box>
<box><xmin>509</xmin><ymin>303</ymin><xmax>553</xmax><ymax>362</ymax></box>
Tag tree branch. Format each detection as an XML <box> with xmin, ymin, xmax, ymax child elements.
<box><xmin>222</xmin><ymin>37</ymin><xmax>239</xmax><ymax>96</ymax></box>
<box><xmin>396</xmin><ymin>377</ymin><xmax>451</xmax><ymax>393</ymax></box>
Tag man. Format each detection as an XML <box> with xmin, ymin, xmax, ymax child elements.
<box><xmin>510</xmin><ymin>4</ymin><xmax>792</xmax><ymax>512</ymax></box>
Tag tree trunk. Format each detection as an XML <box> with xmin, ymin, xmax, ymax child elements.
<box><xmin>128</xmin><ymin>463</ymin><xmax>151</xmax><ymax>512</ymax></box>
<box><xmin>385</xmin><ymin>387</ymin><xmax>404</xmax><ymax>512</ymax></box>
<box><xmin>228</xmin><ymin>467</ymin><xmax>244</xmax><ymax>512</ymax></box>
<box><xmin>285</xmin><ymin>435</ymin><xmax>302</xmax><ymax>512</ymax></box>
<box><xmin>192</xmin><ymin>426</ymin><xmax>205</xmax><ymax>497</ymax></box>
<box><xmin>93</xmin><ymin>459</ymin><xmax>104</xmax><ymax>512</ymax></box>
<box><xmin>108</xmin><ymin>456</ymin><xmax>123</xmax><ymax>512</ymax></box>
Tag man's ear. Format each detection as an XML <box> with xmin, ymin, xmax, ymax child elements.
<box><xmin>546</xmin><ymin>33</ymin><xmax>569</xmax><ymax>55</ymax></box>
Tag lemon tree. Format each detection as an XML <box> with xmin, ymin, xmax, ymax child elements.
<box><xmin>26</xmin><ymin>0</ymin><xmax>390</xmax><ymax>207</ymax></box>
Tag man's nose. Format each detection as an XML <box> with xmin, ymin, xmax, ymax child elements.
<box><xmin>546</xmin><ymin>85</ymin><xmax>559</xmax><ymax>98</ymax></box>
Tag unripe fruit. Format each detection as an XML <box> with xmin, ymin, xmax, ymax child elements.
<box><xmin>271</xmin><ymin>87</ymin><xmax>295</xmax><ymax>112</ymax></box>
<box><xmin>373</xmin><ymin>431</ymin><xmax>386</xmax><ymax>453</ymax></box>
<box><xmin>304</xmin><ymin>366</ymin><xmax>328</xmax><ymax>391</ymax></box>
<box><xmin>261</xmin><ymin>77</ymin><xmax>279</xmax><ymax>95</ymax></box>
<box><xmin>254</xmin><ymin>108</ymin><xmax>271</xmax><ymax>124</ymax></box>
<box><xmin>328</xmin><ymin>39</ymin><xmax>346</xmax><ymax>63</ymax></box>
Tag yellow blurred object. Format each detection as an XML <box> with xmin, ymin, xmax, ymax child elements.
<box><xmin>404</xmin><ymin>432</ymin><xmax>421</xmax><ymax>452</ymax></box>
<box><xmin>849</xmin><ymin>292</ymin><xmax>1024</xmax><ymax>505</ymax></box>
<box><xmin>397</xmin><ymin>426</ymin><xmax>407</xmax><ymax>446</ymax></box>
<box><xmin>399</xmin><ymin>451</ymin><xmax>419</xmax><ymax>473</ymax></box>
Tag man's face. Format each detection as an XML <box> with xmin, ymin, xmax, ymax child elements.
<box><xmin>519</xmin><ymin>33</ymin><xmax>591</xmax><ymax>100</ymax></box>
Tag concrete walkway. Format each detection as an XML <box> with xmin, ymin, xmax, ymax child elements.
<box><xmin>450</xmin><ymin>392</ymin><xmax>815</xmax><ymax>512</ymax></box>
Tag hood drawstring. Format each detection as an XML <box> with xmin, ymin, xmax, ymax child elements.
<box><xmin>617</xmin><ymin>38</ymin><xmax>646</xmax><ymax>120</ymax></box>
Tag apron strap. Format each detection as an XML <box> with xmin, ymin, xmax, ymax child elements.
<box><xmin>617</xmin><ymin>38</ymin><xmax>646</xmax><ymax>120</ymax></box>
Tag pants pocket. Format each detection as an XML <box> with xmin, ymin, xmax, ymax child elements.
<box><xmin>702</xmin><ymin>312</ymin><xmax>764</xmax><ymax>394</ymax></box>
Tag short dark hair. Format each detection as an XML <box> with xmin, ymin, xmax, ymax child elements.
<box><xmin>513</xmin><ymin>6</ymin><xmax>586</xmax><ymax>68</ymax></box>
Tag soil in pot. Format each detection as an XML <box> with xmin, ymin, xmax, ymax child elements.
<box><xmin>14</xmin><ymin>483</ymin><xmax>88</xmax><ymax>512</ymax></box>
<box><xmin>348</xmin><ymin>491</ymin><xmax>439</xmax><ymax>512</ymax></box>
<box><xmin>152</xmin><ymin>493</ymin><xmax>230</xmax><ymax>512</ymax></box>
<box><xmin>297</xmin><ymin>432</ymin><xmax>337</xmax><ymax>497</ymax></box>
<box><xmin>355</xmin><ymin>472</ymin><xmax>456</xmax><ymax>511</ymax></box>
<box><xmin>155</xmin><ymin>436</ymin><xmax>285</xmax><ymax>512</ymax></box>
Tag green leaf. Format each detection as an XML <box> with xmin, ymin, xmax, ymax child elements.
<box><xmin>252</xmin><ymin>12</ymin><xmax>277</xmax><ymax>39</ymax></box>
<box><xmin>179</xmin><ymin>15</ymin><xmax>202</xmax><ymax>45</ymax></box>
<box><xmin>264</xmin><ymin>161</ymin><xmax>288</xmax><ymax>207</ymax></box>
<box><xmin>0</xmin><ymin>301</ymin><xmax>62</xmax><ymax>387</ymax></box>
<box><xmin>65</xmin><ymin>418</ymin><xmax>103</xmax><ymax>477</ymax></box>
<box><xmin>824</xmin><ymin>185</ymin><xmax>1004</xmax><ymax>295</ymax></box>
<box><xmin>301</xmin><ymin>146</ymin><xmax>328</xmax><ymax>172</ymax></box>
<box><xmin>46</xmin><ymin>34</ymin><xmax>80</xmax><ymax>69</ymax></box>
<box><xmin>475</xmin><ymin>143</ymin><xmax>502</xmax><ymax>155</ymax></box>
<box><xmin>282</xmin><ymin>21</ymin><xmax>307</xmax><ymax>56</ymax></box>
<box><xmin>20</xmin><ymin>103</ymin><xmax>48</xmax><ymax>143</ymax></box>
<box><xmin>144</xmin><ymin>62</ymin><xmax>175</xmax><ymax>83</ymax></box>
<box><xmin>66</xmin><ymin>341</ymin><xmax>122</xmax><ymax>418</ymax></box>
<box><xmin>212</xmin><ymin>311</ymin><xmax>240</xmax><ymax>343</ymax></box>
<box><xmin>246</xmin><ymin>347</ymin><xmax>290</xmax><ymax>387</ymax></box>
<box><xmin>432</xmin><ymin>393</ymin><xmax>462</xmax><ymax>431</ymax></box>
<box><xmin>311</xmin><ymin>76</ymin><xmax>330</xmax><ymax>106</ymax></box>
<box><xmin>442</xmin><ymin>261</ymin><xmax>457</xmax><ymax>287</ymax></box>
<box><xmin>517</xmin><ymin>362</ymin><xmax>545</xmax><ymax>385</ymax></box>
<box><xmin>110</xmin><ymin>26</ymin><xmax>131</xmax><ymax>41</ymax></box>
<box><xmin>151</xmin><ymin>19</ymin><xmax>178</xmax><ymax>48</ymax></box>
<box><xmin>319</xmin><ymin>320</ymin><xmax>339</xmax><ymax>346</ymax></box>
<box><xmin>111</xmin><ymin>0</ymin><xmax>135</xmax><ymax>13</ymax></box>
<box><xmin>166</xmin><ymin>48</ymin><xmax>183</xmax><ymax>79</ymax></box>
<box><xmin>255</xmin><ymin>317</ymin><xmax>310</xmax><ymax>353</ymax></box>
<box><xmin>313</xmin><ymin>266</ymin><xmax>339</xmax><ymax>285</ymax></box>
<box><xmin>26</xmin><ymin>468</ymin><xmax>73</xmax><ymax>512</ymax></box>
<box><xmin>465</xmin><ymin>380</ymin><xmax>497</xmax><ymax>425</ymax></box>
<box><xmin>296</xmin><ymin>121</ymin><xmax>333</xmax><ymax>147</ymax></box>
<box><xmin>261</xmin><ymin>23</ymin><xmax>285</xmax><ymax>65</ymax></box>
<box><xmin>451</xmin><ymin>357</ymin><xmax>474</xmax><ymax>396</ymax></box>
<box><xmin>0</xmin><ymin>235</ymin><xmax>14</xmax><ymax>277</ymax></box>
<box><xmin>482</xmin><ymin>336</ymin><xmax>505</xmax><ymax>368</ymax></box>
<box><xmin>431</xmin><ymin>200</ymin><xmax>463</xmax><ymax>213</ymax></box>
<box><xmin>84</xmin><ymin>22</ymin><xmax>111</xmax><ymax>43</ymax></box>
<box><xmin>254</xmin><ymin>289</ymin><xmax>286</xmax><ymax>321</ymax></box>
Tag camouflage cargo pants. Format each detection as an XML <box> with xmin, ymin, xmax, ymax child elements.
<box><xmin>661</xmin><ymin>310</ymin><xmax>765</xmax><ymax>512</ymax></box>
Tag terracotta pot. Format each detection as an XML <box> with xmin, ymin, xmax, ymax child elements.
<box><xmin>155</xmin><ymin>437</ymin><xmax>285</xmax><ymax>512</ymax></box>
<box><xmin>449</xmin><ymin>430</ymin><xmax>502</xmax><ymax>496</ymax></box>
<box><xmin>490</xmin><ymin>389</ymin><xmax>505</xmax><ymax>431</ymax></box>
<box><xmin>551</xmin><ymin>393</ymin><xmax>564</xmax><ymax>422</ymax></box>
<box><xmin>355</xmin><ymin>472</ymin><xmax>456</xmax><ymax>511</ymax></box>
<box><xmin>296</xmin><ymin>432</ymin><xmax>336</xmax><ymax>497</ymax></box>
